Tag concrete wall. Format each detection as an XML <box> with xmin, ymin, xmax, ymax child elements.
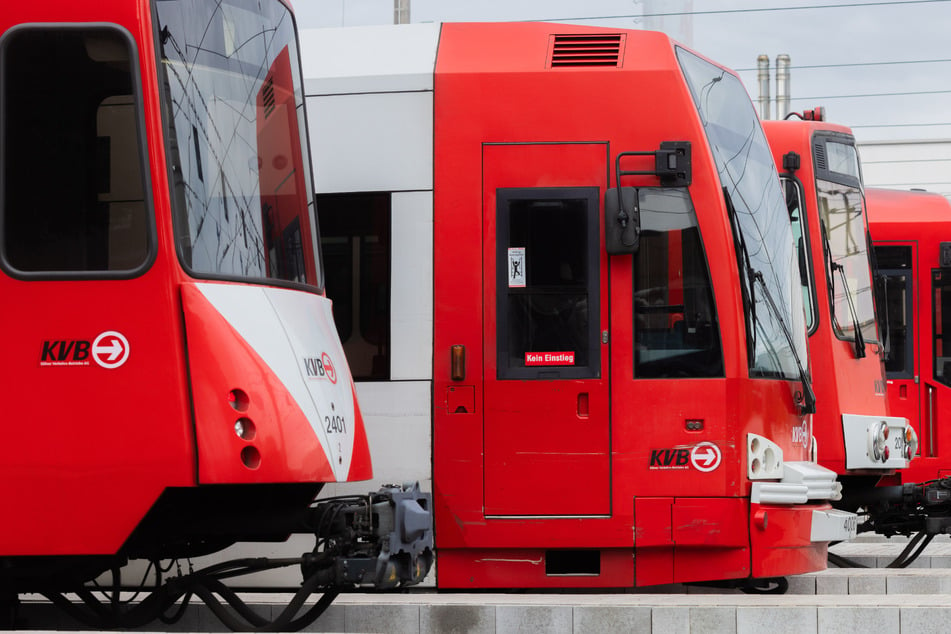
<box><xmin>858</xmin><ymin>138</ymin><xmax>951</xmax><ymax>199</ymax></box>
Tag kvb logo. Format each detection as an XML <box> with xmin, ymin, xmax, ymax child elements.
<box><xmin>649</xmin><ymin>442</ymin><xmax>722</xmax><ymax>472</ymax></box>
<box><xmin>40</xmin><ymin>340</ymin><xmax>91</xmax><ymax>366</ymax></box>
<box><xmin>40</xmin><ymin>331</ymin><xmax>130</xmax><ymax>369</ymax></box>
<box><xmin>649</xmin><ymin>448</ymin><xmax>691</xmax><ymax>469</ymax></box>
<box><xmin>303</xmin><ymin>352</ymin><xmax>338</xmax><ymax>384</ymax></box>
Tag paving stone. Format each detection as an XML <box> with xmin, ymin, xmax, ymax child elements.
<box><xmin>877</xmin><ymin>555</ymin><xmax>930</xmax><ymax>568</ymax></box>
<box><xmin>736</xmin><ymin>606</ymin><xmax>817</xmax><ymax>634</ymax></box>
<box><xmin>814</xmin><ymin>575</ymin><xmax>848</xmax><ymax>595</ymax></box>
<box><xmin>900</xmin><ymin>606</ymin><xmax>951</xmax><ymax>634</ymax></box>
<box><xmin>688</xmin><ymin>606</ymin><xmax>736</xmax><ymax>633</ymax></box>
<box><xmin>300</xmin><ymin>604</ymin><xmax>346</xmax><ymax>632</ymax></box>
<box><xmin>652</xmin><ymin>606</ymin><xmax>690</xmax><ymax>634</ymax></box>
<box><xmin>496</xmin><ymin>604</ymin><xmax>572</xmax><ymax>634</ymax></box>
<box><xmin>345</xmin><ymin>603</ymin><xmax>420</xmax><ymax>633</ymax></box>
<box><xmin>816</xmin><ymin>606</ymin><xmax>899</xmax><ymax>634</ymax></box>
<box><xmin>786</xmin><ymin>575</ymin><xmax>817</xmax><ymax>594</ymax></box>
<box><xmin>572</xmin><ymin>605</ymin><xmax>651</xmax><ymax>633</ymax></box>
<box><xmin>848</xmin><ymin>575</ymin><xmax>886</xmax><ymax>594</ymax></box>
<box><xmin>829</xmin><ymin>556</ymin><xmax>877</xmax><ymax>568</ymax></box>
<box><xmin>420</xmin><ymin>604</ymin><xmax>494</xmax><ymax>634</ymax></box>
<box><xmin>928</xmin><ymin>555</ymin><xmax>951</xmax><ymax>568</ymax></box>
<box><xmin>886</xmin><ymin>573</ymin><xmax>951</xmax><ymax>594</ymax></box>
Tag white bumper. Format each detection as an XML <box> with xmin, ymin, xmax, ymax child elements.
<box><xmin>843</xmin><ymin>413</ymin><xmax>913</xmax><ymax>469</ymax></box>
<box><xmin>751</xmin><ymin>461</ymin><xmax>843</xmax><ymax>504</ymax></box>
<box><xmin>811</xmin><ymin>508</ymin><xmax>858</xmax><ymax>542</ymax></box>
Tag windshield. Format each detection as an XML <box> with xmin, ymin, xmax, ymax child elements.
<box><xmin>155</xmin><ymin>0</ymin><xmax>320</xmax><ymax>286</ymax></box>
<box><xmin>677</xmin><ymin>48</ymin><xmax>808</xmax><ymax>381</ymax></box>
<box><xmin>814</xmin><ymin>137</ymin><xmax>878</xmax><ymax>343</ymax></box>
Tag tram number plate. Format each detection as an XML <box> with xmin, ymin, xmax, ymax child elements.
<box><xmin>812</xmin><ymin>508</ymin><xmax>858</xmax><ymax>542</ymax></box>
<box><xmin>892</xmin><ymin>433</ymin><xmax>906</xmax><ymax>456</ymax></box>
<box><xmin>843</xmin><ymin>514</ymin><xmax>858</xmax><ymax>536</ymax></box>
<box><xmin>326</xmin><ymin>414</ymin><xmax>347</xmax><ymax>434</ymax></box>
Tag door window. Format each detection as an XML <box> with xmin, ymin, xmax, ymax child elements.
<box><xmin>496</xmin><ymin>188</ymin><xmax>600</xmax><ymax>380</ymax></box>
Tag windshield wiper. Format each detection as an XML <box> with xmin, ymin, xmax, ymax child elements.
<box><xmin>723</xmin><ymin>188</ymin><xmax>757</xmax><ymax>360</ymax></box>
<box><xmin>866</xmin><ymin>231</ymin><xmax>891</xmax><ymax>360</ymax></box>
<box><xmin>752</xmin><ymin>270</ymin><xmax>817</xmax><ymax>415</ymax></box>
<box><xmin>821</xmin><ymin>219</ymin><xmax>866</xmax><ymax>359</ymax></box>
<box><xmin>831</xmin><ymin>261</ymin><xmax>867</xmax><ymax>359</ymax></box>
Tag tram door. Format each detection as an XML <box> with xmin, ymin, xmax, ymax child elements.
<box><xmin>482</xmin><ymin>143</ymin><xmax>611</xmax><ymax>517</ymax></box>
<box><xmin>928</xmin><ymin>267</ymin><xmax>951</xmax><ymax>461</ymax></box>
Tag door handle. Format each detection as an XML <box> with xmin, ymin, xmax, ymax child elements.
<box><xmin>926</xmin><ymin>383</ymin><xmax>937</xmax><ymax>457</ymax></box>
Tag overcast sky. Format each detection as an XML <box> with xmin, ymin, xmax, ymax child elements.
<box><xmin>291</xmin><ymin>0</ymin><xmax>951</xmax><ymax>144</ymax></box>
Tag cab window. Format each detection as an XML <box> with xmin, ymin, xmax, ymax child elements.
<box><xmin>634</xmin><ymin>189</ymin><xmax>723</xmax><ymax>378</ymax></box>
<box><xmin>1</xmin><ymin>26</ymin><xmax>150</xmax><ymax>275</ymax></box>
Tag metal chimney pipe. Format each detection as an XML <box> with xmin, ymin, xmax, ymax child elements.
<box><xmin>757</xmin><ymin>55</ymin><xmax>771</xmax><ymax>120</ymax></box>
<box><xmin>394</xmin><ymin>0</ymin><xmax>410</xmax><ymax>24</ymax></box>
<box><xmin>776</xmin><ymin>54</ymin><xmax>791</xmax><ymax>120</ymax></box>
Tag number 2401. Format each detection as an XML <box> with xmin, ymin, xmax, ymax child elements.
<box><xmin>326</xmin><ymin>415</ymin><xmax>347</xmax><ymax>434</ymax></box>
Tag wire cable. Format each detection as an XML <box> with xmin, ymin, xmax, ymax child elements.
<box><xmin>737</xmin><ymin>58</ymin><xmax>951</xmax><ymax>72</ymax></box>
<box><xmin>537</xmin><ymin>0</ymin><xmax>951</xmax><ymax>23</ymax></box>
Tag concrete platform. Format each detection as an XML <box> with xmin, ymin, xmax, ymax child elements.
<box><xmin>11</xmin><ymin>535</ymin><xmax>951</xmax><ymax>633</ymax></box>
<box><xmin>11</xmin><ymin>590</ymin><xmax>951</xmax><ymax>633</ymax></box>
<box><xmin>828</xmin><ymin>533</ymin><xmax>951</xmax><ymax>568</ymax></box>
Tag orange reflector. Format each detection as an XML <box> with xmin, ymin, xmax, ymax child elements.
<box><xmin>451</xmin><ymin>345</ymin><xmax>466</xmax><ymax>381</ymax></box>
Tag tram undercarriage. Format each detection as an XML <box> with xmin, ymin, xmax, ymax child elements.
<box><xmin>1</xmin><ymin>484</ymin><xmax>434</xmax><ymax>631</ymax></box>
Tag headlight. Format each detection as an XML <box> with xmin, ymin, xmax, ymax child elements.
<box><xmin>748</xmin><ymin>433</ymin><xmax>784</xmax><ymax>480</ymax></box>
<box><xmin>868</xmin><ymin>420</ymin><xmax>889</xmax><ymax>463</ymax></box>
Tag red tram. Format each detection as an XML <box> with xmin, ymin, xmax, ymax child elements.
<box><xmin>763</xmin><ymin>117</ymin><xmax>913</xmax><ymax>487</ymax></box>
<box><xmin>0</xmin><ymin>0</ymin><xmax>432</xmax><ymax>628</ymax></box>
<box><xmin>868</xmin><ymin>187</ymin><xmax>951</xmax><ymax>485</ymax></box>
<box><xmin>303</xmin><ymin>22</ymin><xmax>856</xmax><ymax>592</ymax></box>
<box><xmin>850</xmin><ymin>187</ymin><xmax>951</xmax><ymax>541</ymax></box>
<box><xmin>759</xmin><ymin>117</ymin><xmax>951</xmax><ymax>551</ymax></box>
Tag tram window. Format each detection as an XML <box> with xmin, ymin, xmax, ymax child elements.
<box><xmin>318</xmin><ymin>193</ymin><xmax>391</xmax><ymax>381</ymax></box>
<box><xmin>881</xmin><ymin>273</ymin><xmax>912</xmax><ymax>376</ymax></box>
<box><xmin>933</xmin><ymin>270</ymin><xmax>951</xmax><ymax>388</ymax></box>
<box><xmin>874</xmin><ymin>246</ymin><xmax>913</xmax><ymax>378</ymax></box>
<box><xmin>1</xmin><ymin>27</ymin><xmax>149</xmax><ymax>274</ymax></box>
<box><xmin>876</xmin><ymin>246</ymin><xmax>912</xmax><ymax>270</ymax></box>
<box><xmin>633</xmin><ymin>189</ymin><xmax>723</xmax><ymax>378</ymax></box>
<box><xmin>783</xmin><ymin>178</ymin><xmax>817</xmax><ymax>332</ymax></box>
<box><xmin>817</xmin><ymin>181</ymin><xmax>878</xmax><ymax>344</ymax></box>
<box><xmin>496</xmin><ymin>188</ymin><xmax>600</xmax><ymax>380</ymax></box>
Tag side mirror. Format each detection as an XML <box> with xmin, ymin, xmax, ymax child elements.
<box><xmin>605</xmin><ymin>187</ymin><xmax>640</xmax><ymax>255</ymax></box>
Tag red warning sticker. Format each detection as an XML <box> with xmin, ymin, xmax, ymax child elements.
<box><xmin>525</xmin><ymin>351</ymin><xmax>575</xmax><ymax>366</ymax></box>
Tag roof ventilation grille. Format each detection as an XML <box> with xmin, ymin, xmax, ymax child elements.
<box><xmin>550</xmin><ymin>34</ymin><xmax>623</xmax><ymax>68</ymax></box>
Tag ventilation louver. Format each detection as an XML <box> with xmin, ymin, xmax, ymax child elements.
<box><xmin>814</xmin><ymin>142</ymin><xmax>828</xmax><ymax>172</ymax></box>
<box><xmin>549</xmin><ymin>34</ymin><xmax>623</xmax><ymax>68</ymax></box>
<box><xmin>262</xmin><ymin>75</ymin><xmax>276</xmax><ymax>119</ymax></box>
